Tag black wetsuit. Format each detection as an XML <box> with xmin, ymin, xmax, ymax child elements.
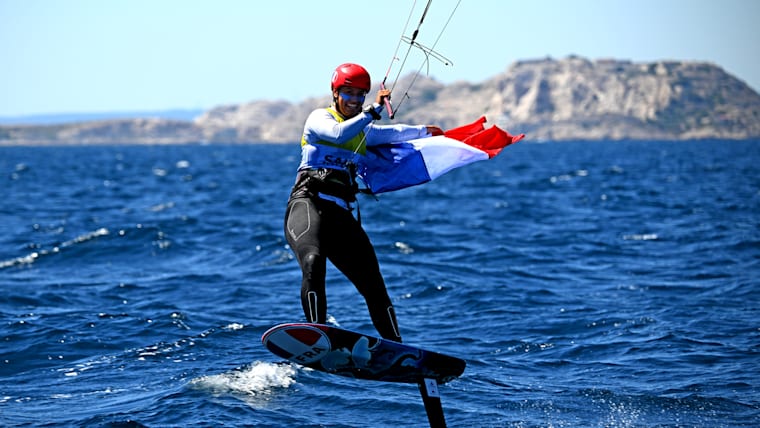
<box><xmin>284</xmin><ymin>104</ymin><xmax>428</xmax><ymax>342</ymax></box>
<box><xmin>284</xmin><ymin>168</ymin><xmax>401</xmax><ymax>342</ymax></box>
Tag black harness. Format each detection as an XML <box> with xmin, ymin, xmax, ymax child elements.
<box><xmin>290</xmin><ymin>167</ymin><xmax>359</xmax><ymax>205</ymax></box>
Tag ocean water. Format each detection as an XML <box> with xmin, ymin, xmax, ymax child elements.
<box><xmin>1</xmin><ymin>139</ymin><xmax>758</xmax><ymax>427</ymax></box>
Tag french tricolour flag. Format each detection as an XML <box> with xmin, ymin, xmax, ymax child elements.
<box><xmin>357</xmin><ymin>116</ymin><xmax>525</xmax><ymax>194</ymax></box>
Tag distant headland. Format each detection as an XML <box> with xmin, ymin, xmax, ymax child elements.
<box><xmin>2</xmin><ymin>56</ymin><xmax>759</xmax><ymax>145</ymax></box>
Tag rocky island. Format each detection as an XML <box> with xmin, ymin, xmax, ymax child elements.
<box><xmin>2</xmin><ymin>56</ymin><xmax>759</xmax><ymax>145</ymax></box>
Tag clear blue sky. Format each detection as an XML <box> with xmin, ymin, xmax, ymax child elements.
<box><xmin>1</xmin><ymin>0</ymin><xmax>758</xmax><ymax>117</ymax></box>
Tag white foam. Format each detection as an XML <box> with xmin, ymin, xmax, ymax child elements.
<box><xmin>190</xmin><ymin>361</ymin><xmax>297</xmax><ymax>397</ymax></box>
<box><xmin>623</xmin><ymin>233</ymin><xmax>659</xmax><ymax>241</ymax></box>
<box><xmin>0</xmin><ymin>228</ymin><xmax>110</xmax><ymax>269</ymax></box>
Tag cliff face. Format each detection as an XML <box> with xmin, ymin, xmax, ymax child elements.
<box><xmin>394</xmin><ymin>57</ymin><xmax>760</xmax><ymax>141</ymax></box>
<box><xmin>3</xmin><ymin>57</ymin><xmax>759</xmax><ymax>145</ymax></box>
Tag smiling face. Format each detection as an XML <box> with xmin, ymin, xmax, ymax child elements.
<box><xmin>333</xmin><ymin>86</ymin><xmax>367</xmax><ymax>118</ymax></box>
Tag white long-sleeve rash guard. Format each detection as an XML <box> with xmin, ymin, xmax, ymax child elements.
<box><xmin>298</xmin><ymin>103</ymin><xmax>431</xmax><ymax>173</ymax></box>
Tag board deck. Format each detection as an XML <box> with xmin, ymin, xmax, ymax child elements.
<box><xmin>261</xmin><ymin>323</ymin><xmax>465</xmax><ymax>384</ymax></box>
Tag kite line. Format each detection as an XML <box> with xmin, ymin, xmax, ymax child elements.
<box><xmin>381</xmin><ymin>0</ymin><xmax>461</xmax><ymax>119</ymax></box>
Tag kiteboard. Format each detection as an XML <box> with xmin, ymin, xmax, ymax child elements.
<box><xmin>262</xmin><ymin>322</ymin><xmax>465</xmax><ymax>426</ymax></box>
<box><xmin>261</xmin><ymin>322</ymin><xmax>465</xmax><ymax>384</ymax></box>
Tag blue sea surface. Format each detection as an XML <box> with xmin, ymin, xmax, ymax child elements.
<box><xmin>1</xmin><ymin>140</ymin><xmax>758</xmax><ymax>427</ymax></box>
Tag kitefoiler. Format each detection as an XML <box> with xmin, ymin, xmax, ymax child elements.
<box><xmin>265</xmin><ymin>2</ymin><xmax>524</xmax><ymax>427</ymax></box>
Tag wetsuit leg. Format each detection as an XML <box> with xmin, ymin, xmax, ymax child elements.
<box><xmin>284</xmin><ymin>198</ymin><xmax>327</xmax><ymax>323</ymax></box>
<box><xmin>324</xmin><ymin>205</ymin><xmax>402</xmax><ymax>342</ymax></box>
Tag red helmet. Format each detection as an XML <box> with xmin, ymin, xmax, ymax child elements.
<box><xmin>331</xmin><ymin>63</ymin><xmax>371</xmax><ymax>92</ymax></box>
